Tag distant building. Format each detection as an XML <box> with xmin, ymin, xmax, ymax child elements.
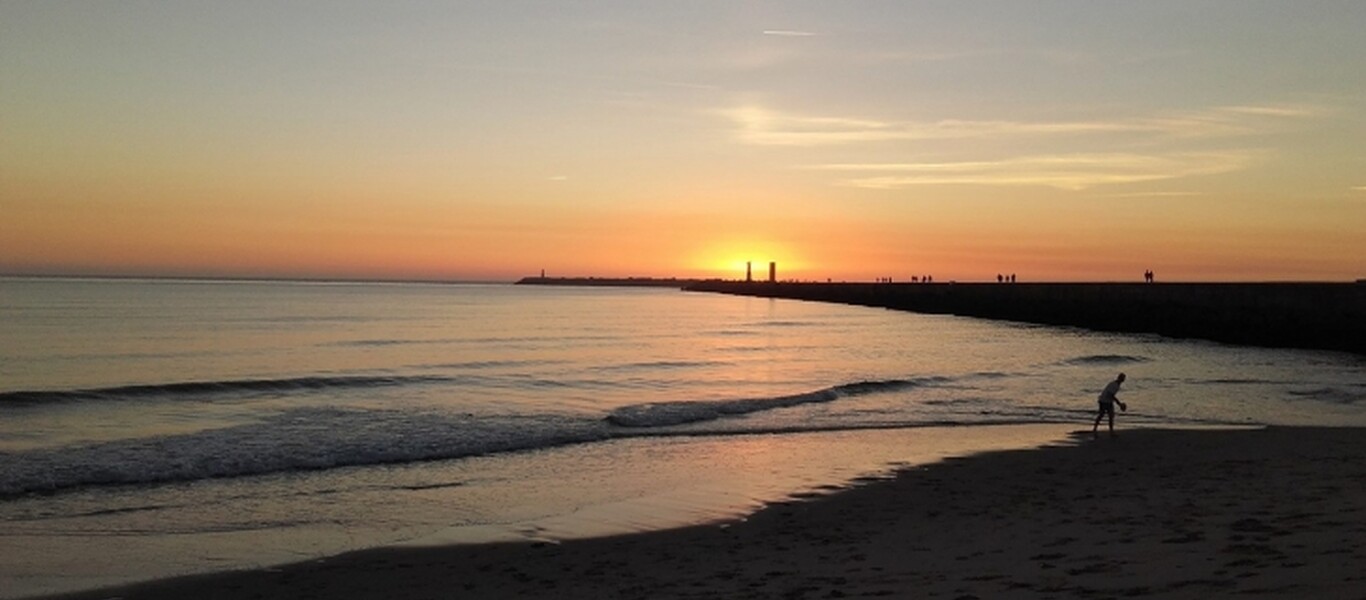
<box><xmin>746</xmin><ymin>262</ymin><xmax>752</xmax><ymax>283</ymax></box>
<box><xmin>769</xmin><ymin>262</ymin><xmax>776</xmax><ymax>283</ymax></box>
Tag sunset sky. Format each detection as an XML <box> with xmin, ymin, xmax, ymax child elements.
<box><xmin>3</xmin><ymin>1</ymin><xmax>1364</xmax><ymax>282</ymax></box>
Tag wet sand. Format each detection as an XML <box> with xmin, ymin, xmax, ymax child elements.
<box><xmin>37</xmin><ymin>426</ymin><xmax>1366</xmax><ymax>599</ymax></box>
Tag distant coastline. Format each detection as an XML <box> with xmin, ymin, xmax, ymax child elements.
<box><xmin>0</xmin><ymin>273</ymin><xmax>508</xmax><ymax>286</ymax></box>
<box><xmin>515</xmin><ymin>276</ymin><xmax>713</xmax><ymax>288</ymax></box>
<box><xmin>685</xmin><ymin>281</ymin><xmax>1366</xmax><ymax>355</ymax></box>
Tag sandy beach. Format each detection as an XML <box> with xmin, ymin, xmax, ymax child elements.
<box><xmin>34</xmin><ymin>426</ymin><xmax>1366</xmax><ymax>600</ymax></box>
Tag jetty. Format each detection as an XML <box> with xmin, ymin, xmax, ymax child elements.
<box><xmin>685</xmin><ymin>281</ymin><xmax>1366</xmax><ymax>355</ymax></box>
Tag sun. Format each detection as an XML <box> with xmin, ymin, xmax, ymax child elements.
<box><xmin>686</xmin><ymin>239</ymin><xmax>807</xmax><ymax>280</ymax></box>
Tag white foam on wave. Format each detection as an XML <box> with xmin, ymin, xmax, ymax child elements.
<box><xmin>0</xmin><ymin>407</ymin><xmax>609</xmax><ymax>498</ymax></box>
<box><xmin>604</xmin><ymin>378</ymin><xmax>945</xmax><ymax>428</ymax></box>
<box><xmin>1061</xmin><ymin>354</ymin><xmax>1151</xmax><ymax>366</ymax></box>
<box><xmin>1</xmin><ymin>377</ymin><xmax>955</xmax><ymax>497</ymax></box>
<box><xmin>0</xmin><ymin>375</ymin><xmax>454</xmax><ymax>406</ymax></box>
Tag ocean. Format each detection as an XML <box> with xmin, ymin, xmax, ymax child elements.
<box><xmin>1</xmin><ymin>277</ymin><xmax>1362</xmax><ymax>597</ymax></box>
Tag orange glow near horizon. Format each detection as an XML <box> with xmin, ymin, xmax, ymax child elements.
<box><xmin>4</xmin><ymin>183</ymin><xmax>1363</xmax><ymax>283</ymax></box>
<box><xmin>686</xmin><ymin>237</ymin><xmax>808</xmax><ymax>281</ymax></box>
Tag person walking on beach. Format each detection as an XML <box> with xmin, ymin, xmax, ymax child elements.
<box><xmin>1092</xmin><ymin>373</ymin><xmax>1127</xmax><ymax>437</ymax></box>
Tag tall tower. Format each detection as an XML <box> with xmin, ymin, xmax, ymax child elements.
<box><xmin>746</xmin><ymin>261</ymin><xmax>752</xmax><ymax>282</ymax></box>
<box><xmin>769</xmin><ymin>262</ymin><xmax>776</xmax><ymax>283</ymax></box>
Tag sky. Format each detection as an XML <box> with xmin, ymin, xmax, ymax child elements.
<box><xmin>2</xmin><ymin>1</ymin><xmax>1364</xmax><ymax>282</ymax></box>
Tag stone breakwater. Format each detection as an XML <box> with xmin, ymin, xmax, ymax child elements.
<box><xmin>685</xmin><ymin>281</ymin><xmax>1366</xmax><ymax>355</ymax></box>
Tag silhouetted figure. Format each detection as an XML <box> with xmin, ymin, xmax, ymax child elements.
<box><xmin>1092</xmin><ymin>373</ymin><xmax>1128</xmax><ymax>437</ymax></box>
<box><xmin>997</xmin><ymin>274</ymin><xmax>1003</xmax><ymax>283</ymax></box>
<box><xmin>1010</xmin><ymin>273</ymin><xmax>1016</xmax><ymax>283</ymax></box>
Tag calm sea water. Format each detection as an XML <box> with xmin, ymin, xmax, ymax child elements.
<box><xmin>1</xmin><ymin>278</ymin><xmax>1362</xmax><ymax>596</ymax></box>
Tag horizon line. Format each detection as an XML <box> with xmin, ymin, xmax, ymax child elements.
<box><xmin>3</xmin><ymin>273</ymin><xmax>1361</xmax><ymax>286</ymax></box>
<box><xmin>0</xmin><ymin>273</ymin><xmax>514</xmax><ymax>286</ymax></box>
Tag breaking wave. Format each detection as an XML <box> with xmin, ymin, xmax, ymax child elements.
<box><xmin>1062</xmin><ymin>354</ymin><xmax>1151</xmax><ymax>366</ymax></box>
<box><xmin>0</xmin><ymin>408</ymin><xmax>608</xmax><ymax>498</ymax></box>
<box><xmin>0</xmin><ymin>377</ymin><xmax>952</xmax><ymax>497</ymax></box>
<box><xmin>0</xmin><ymin>375</ymin><xmax>452</xmax><ymax>406</ymax></box>
<box><xmin>604</xmin><ymin>378</ymin><xmax>948</xmax><ymax>428</ymax></box>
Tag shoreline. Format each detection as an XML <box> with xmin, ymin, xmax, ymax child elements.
<box><xmin>33</xmin><ymin>426</ymin><xmax>1366</xmax><ymax>599</ymax></box>
<box><xmin>686</xmin><ymin>281</ymin><xmax>1366</xmax><ymax>355</ymax></box>
<box><xmin>8</xmin><ymin>425</ymin><xmax>1074</xmax><ymax>599</ymax></box>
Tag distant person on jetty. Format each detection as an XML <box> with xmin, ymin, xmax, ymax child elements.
<box><xmin>1092</xmin><ymin>373</ymin><xmax>1128</xmax><ymax>437</ymax></box>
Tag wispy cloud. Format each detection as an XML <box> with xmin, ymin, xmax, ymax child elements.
<box><xmin>721</xmin><ymin>104</ymin><xmax>1322</xmax><ymax>147</ymax></box>
<box><xmin>1353</xmin><ymin>186</ymin><xmax>1366</xmax><ymax>192</ymax></box>
<box><xmin>806</xmin><ymin>153</ymin><xmax>1255</xmax><ymax>191</ymax></box>
<box><xmin>857</xmin><ymin>49</ymin><xmax>988</xmax><ymax>64</ymax></box>
<box><xmin>1219</xmin><ymin>104</ymin><xmax>1320</xmax><ymax>118</ymax></box>
<box><xmin>723</xmin><ymin>102</ymin><xmax>1318</xmax><ymax>190</ymax></box>
<box><xmin>656</xmin><ymin>80</ymin><xmax>721</xmax><ymax>91</ymax></box>
<box><xmin>1096</xmin><ymin>191</ymin><xmax>1205</xmax><ymax>198</ymax></box>
<box><xmin>762</xmin><ymin>30</ymin><xmax>819</xmax><ymax>37</ymax></box>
